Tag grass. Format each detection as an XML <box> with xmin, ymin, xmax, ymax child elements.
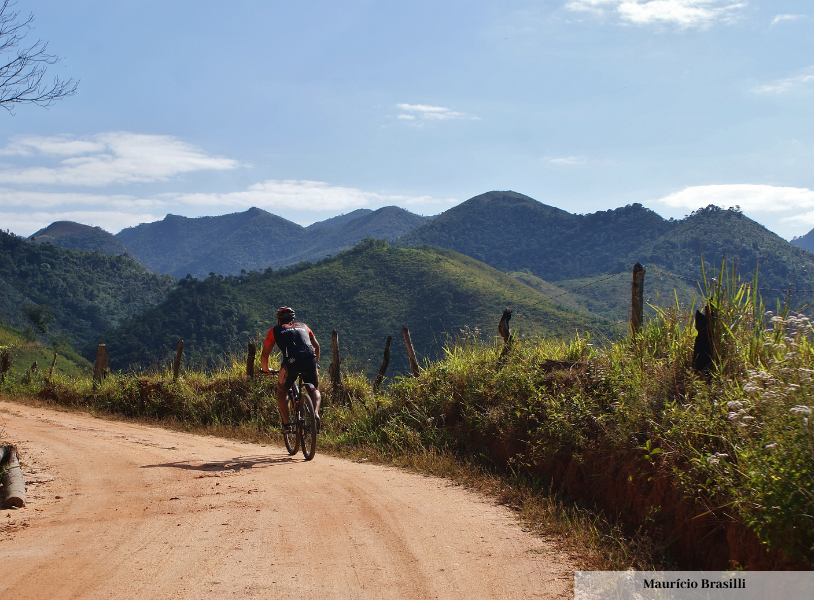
<box><xmin>1</xmin><ymin>260</ymin><xmax>811</xmax><ymax>569</ymax></box>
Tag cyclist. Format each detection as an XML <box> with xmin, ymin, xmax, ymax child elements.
<box><xmin>260</xmin><ymin>306</ymin><xmax>322</xmax><ymax>433</ymax></box>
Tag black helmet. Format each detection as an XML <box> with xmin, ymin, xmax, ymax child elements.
<box><xmin>276</xmin><ymin>306</ymin><xmax>295</xmax><ymax>321</ymax></box>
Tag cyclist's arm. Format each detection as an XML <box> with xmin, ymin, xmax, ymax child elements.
<box><xmin>309</xmin><ymin>329</ymin><xmax>320</xmax><ymax>362</ymax></box>
<box><xmin>261</xmin><ymin>327</ymin><xmax>276</xmax><ymax>373</ymax></box>
<box><xmin>260</xmin><ymin>343</ymin><xmax>273</xmax><ymax>373</ymax></box>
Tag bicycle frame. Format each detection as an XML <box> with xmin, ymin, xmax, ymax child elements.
<box><xmin>287</xmin><ymin>375</ymin><xmax>317</xmax><ymax>460</ymax></box>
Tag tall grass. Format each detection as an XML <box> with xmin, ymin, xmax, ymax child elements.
<box><xmin>1</xmin><ymin>260</ymin><xmax>811</xmax><ymax>567</ymax></box>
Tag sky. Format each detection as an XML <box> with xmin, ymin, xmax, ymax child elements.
<box><xmin>1</xmin><ymin>0</ymin><xmax>813</xmax><ymax>239</ymax></box>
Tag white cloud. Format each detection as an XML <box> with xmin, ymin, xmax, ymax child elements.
<box><xmin>771</xmin><ymin>14</ymin><xmax>804</xmax><ymax>25</ymax></box>
<box><xmin>545</xmin><ymin>156</ymin><xmax>588</xmax><ymax>165</ymax></box>
<box><xmin>565</xmin><ymin>0</ymin><xmax>745</xmax><ymax>28</ymax></box>
<box><xmin>753</xmin><ymin>68</ymin><xmax>814</xmax><ymax>94</ymax></box>
<box><xmin>655</xmin><ymin>184</ymin><xmax>814</xmax><ymax>213</ymax></box>
<box><xmin>0</xmin><ymin>188</ymin><xmax>160</xmax><ymax>210</ymax></box>
<box><xmin>788</xmin><ymin>210</ymin><xmax>814</xmax><ymax>227</ymax></box>
<box><xmin>651</xmin><ymin>184</ymin><xmax>814</xmax><ymax>239</ymax></box>
<box><xmin>0</xmin><ymin>132</ymin><xmax>239</xmax><ymax>187</ymax></box>
<box><xmin>395</xmin><ymin>103</ymin><xmax>478</xmax><ymax>122</ymax></box>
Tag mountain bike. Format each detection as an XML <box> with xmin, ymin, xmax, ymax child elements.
<box><xmin>267</xmin><ymin>369</ymin><xmax>318</xmax><ymax>461</ymax></box>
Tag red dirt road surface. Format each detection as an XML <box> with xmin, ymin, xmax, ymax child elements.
<box><xmin>0</xmin><ymin>400</ymin><xmax>575</xmax><ymax>599</ymax></box>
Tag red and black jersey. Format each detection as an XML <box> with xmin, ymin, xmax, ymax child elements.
<box><xmin>264</xmin><ymin>322</ymin><xmax>315</xmax><ymax>360</ymax></box>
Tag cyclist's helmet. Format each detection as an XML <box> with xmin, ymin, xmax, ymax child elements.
<box><xmin>276</xmin><ymin>306</ymin><xmax>295</xmax><ymax>322</ymax></box>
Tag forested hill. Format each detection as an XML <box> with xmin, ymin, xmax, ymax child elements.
<box><xmin>398</xmin><ymin>191</ymin><xmax>669</xmax><ymax>280</ymax></box>
<box><xmin>96</xmin><ymin>240</ymin><xmax>613</xmax><ymax>373</ymax></box>
<box><xmin>115</xmin><ymin>205</ymin><xmax>431</xmax><ymax>278</ymax></box>
<box><xmin>30</xmin><ymin>221</ymin><xmax>132</xmax><ymax>257</ymax></box>
<box><xmin>398</xmin><ymin>191</ymin><xmax>814</xmax><ymax>294</ymax></box>
<box><xmin>0</xmin><ymin>231</ymin><xmax>175</xmax><ymax>349</ymax></box>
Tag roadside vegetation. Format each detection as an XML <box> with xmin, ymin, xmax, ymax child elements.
<box><xmin>1</xmin><ymin>262</ymin><xmax>811</xmax><ymax>569</ymax></box>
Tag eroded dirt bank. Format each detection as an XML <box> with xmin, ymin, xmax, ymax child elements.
<box><xmin>0</xmin><ymin>400</ymin><xmax>575</xmax><ymax>599</ymax></box>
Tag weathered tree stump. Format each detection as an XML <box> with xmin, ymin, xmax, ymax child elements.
<box><xmin>373</xmin><ymin>336</ymin><xmax>393</xmax><ymax>392</ymax></box>
<box><xmin>49</xmin><ymin>352</ymin><xmax>58</xmax><ymax>376</ymax></box>
<box><xmin>693</xmin><ymin>305</ymin><xmax>716</xmax><ymax>373</ymax></box>
<box><xmin>1</xmin><ymin>446</ymin><xmax>26</xmax><ymax>509</ymax></box>
<box><xmin>93</xmin><ymin>344</ymin><xmax>109</xmax><ymax>386</ymax></box>
<box><xmin>0</xmin><ymin>348</ymin><xmax>11</xmax><ymax>383</ymax></box>
<box><xmin>402</xmin><ymin>326</ymin><xmax>419</xmax><ymax>377</ymax></box>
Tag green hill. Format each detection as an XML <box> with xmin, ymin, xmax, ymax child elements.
<box><xmin>96</xmin><ymin>240</ymin><xmax>614</xmax><ymax>374</ymax></box>
<box><xmin>0</xmin><ymin>230</ymin><xmax>175</xmax><ymax>349</ymax></box>
<box><xmin>0</xmin><ymin>324</ymin><xmax>91</xmax><ymax>378</ymax></box>
<box><xmin>116</xmin><ymin>207</ymin><xmax>304</xmax><ymax>278</ymax></box>
<box><xmin>399</xmin><ymin>192</ymin><xmax>814</xmax><ymax>314</ymax></box>
<box><xmin>398</xmin><ymin>191</ymin><xmax>668</xmax><ymax>281</ymax></box>
<box><xmin>115</xmin><ymin>206</ymin><xmax>431</xmax><ymax>278</ymax></box>
<box><xmin>30</xmin><ymin>221</ymin><xmax>132</xmax><ymax>258</ymax></box>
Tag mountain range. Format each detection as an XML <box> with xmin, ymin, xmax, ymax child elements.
<box><xmin>115</xmin><ymin>205</ymin><xmax>430</xmax><ymax>278</ymax></box>
<box><xmin>400</xmin><ymin>191</ymin><xmax>814</xmax><ymax>293</ymax></box>
<box><xmin>10</xmin><ymin>189</ymin><xmax>814</xmax><ymax>373</ymax></box>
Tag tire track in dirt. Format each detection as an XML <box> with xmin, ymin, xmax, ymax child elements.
<box><xmin>0</xmin><ymin>400</ymin><xmax>575</xmax><ymax>599</ymax></box>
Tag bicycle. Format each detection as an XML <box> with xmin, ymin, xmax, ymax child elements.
<box><xmin>266</xmin><ymin>369</ymin><xmax>318</xmax><ymax>461</ymax></box>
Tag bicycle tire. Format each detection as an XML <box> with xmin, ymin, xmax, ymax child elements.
<box><xmin>299</xmin><ymin>394</ymin><xmax>317</xmax><ymax>461</ymax></box>
<box><xmin>282</xmin><ymin>391</ymin><xmax>299</xmax><ymax>455</ymax></box>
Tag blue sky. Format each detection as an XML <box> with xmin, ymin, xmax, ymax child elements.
<box><xmin>1</xmin><ymin>0</ymin><xmax>813</xmax><ymax>239</ymax></box>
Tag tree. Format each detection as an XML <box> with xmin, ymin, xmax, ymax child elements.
<box><xmin>0</xmin><ymin>0</ymin><xmax>77</xmax><ymax>113</ymax></box>
<box><xmin>24</xmin><ymin>303</ymin><xmax>54</xmax><ymax>333</ymax></box>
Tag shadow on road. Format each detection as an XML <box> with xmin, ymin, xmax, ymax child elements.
<box><xmin>141</xmin><ymin>454</ymin><xmax>298</xmax><ymax>472</ymax></box>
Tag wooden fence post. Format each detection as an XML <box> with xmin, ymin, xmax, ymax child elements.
<box><xmin>93</xmin><ymin>344</ymin><xmax>109</xmax><ymax>386</ymax></box>
<box><xmin>0</xmin><ymin>348</ymin><xmax>11</xmax><ymax>383</ymax></box>
<box><xmin>246</xmin><ymin>341</ymin><xmax>256</xmax><ymax>378</ymax></box>
<box><xmin>373</xmin><ymin>336</ymin><xmax>393</xmax><ymax>393</ymax></box>
<box><xmin>172</xmin><ymin>340</ymin><xmax>184</xmax><ymax>380</ymax></box>
<box><xmin>49</xmin><ymin>352</ymin><xmax>58</xmax><ymax>376</ymax></box>
<box><xmin>498</xmin><ymin>308</ymin><xmax>513</xmax><ymax>359</ymax></box>
<box><xmin>631</xmin><ymin>263</ymin><xmax>646</xmax><ymax>336</ymax></box>
<box><xmin>402</xmin><ymin>326</ymin><xmax>419</xmax><ymax>377</ymax></box>
<box><xmin>246</xmin><ymin>342</ymin><xmax>257</xmax><ymax>379</ymax></box>
<box><xmin>329</xmin><ymin>330</ymin><xmax>343</xmax><ymax>404</ymax></box>
<box><xmin>1</xmin><ymin>446</ymin><xmax>26</xmax><ymax>508</ymax></box>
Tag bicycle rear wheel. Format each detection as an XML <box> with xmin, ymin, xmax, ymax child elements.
<box><xmin>282</xmin><ymin>392</ymin><xmax>299</xmax><ymax>455</ymax></box>
<box><xmin>299</xmin><ymin>394</ymin><xmax>317</xmax><ymax>461</ymax></box>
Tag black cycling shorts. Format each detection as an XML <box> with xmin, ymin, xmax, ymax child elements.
<box><xmin>279</xmin><ymin>354</ymin><xmax>318</xmax><ymax>390</ymax></box>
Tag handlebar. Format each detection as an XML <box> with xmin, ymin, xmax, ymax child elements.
<box><xmin>258</xmin><ymin>369</ymin><xmax>279</xmax><ymax>375</ymax></box>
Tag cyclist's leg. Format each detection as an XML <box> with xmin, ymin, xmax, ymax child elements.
<box><xmin>301</xmin><ymin>356</ymin><xmax>321</xmax><ymax>415</ymax></box>
<box><xmin>277</xmin><ymin>365</ymin><xmax>297</xmax><ymax>427</ymax></box>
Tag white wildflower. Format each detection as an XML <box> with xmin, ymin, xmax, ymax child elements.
<box><xmin>706</xmin><ymin>453</ymin><xmax>729</xmax><ymax>465</ymax></box>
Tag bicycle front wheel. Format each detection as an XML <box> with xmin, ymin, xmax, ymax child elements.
<box><xmin>283</xmin><ymin>394</ymin><xmax>299</xmax><ymax>455</ymax></box>
<box><xmin>299</xmin><ymin>394</ymin><xmax>317</xmax><ymax>461</ymax></box>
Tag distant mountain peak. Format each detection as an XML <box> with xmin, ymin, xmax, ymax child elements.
<box><xmin>29</xmin><ymin>220</ymin><xmax>131</xmax><ymax>258</ymax></box>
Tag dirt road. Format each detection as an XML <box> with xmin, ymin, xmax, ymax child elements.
<box><xmin>0</xmin><ymin>400</ymin><xmax>575</xmax><ymax>599</ymax></box>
